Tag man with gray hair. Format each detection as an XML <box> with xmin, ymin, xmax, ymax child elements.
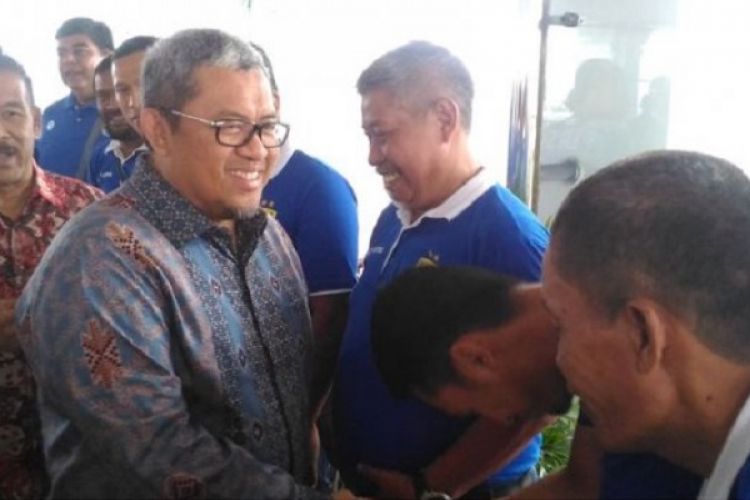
<box><xmin>332</xmin><ymin>41</ymin><xmax>549</xmax><ymax>498</ymax></box>
<box><xmin>542</xmin><ymin>150</ymin><xmax>750</xmax><ymax>500</ymax></box>
<box><xmin>17</xmin><ymin>29</ymin><xmax>348</xmax><ymax>499</ymax></box>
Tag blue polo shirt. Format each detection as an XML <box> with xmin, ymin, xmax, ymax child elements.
<box><xmin>261</xmin><ymin>148</ymin><xmax>358</xmax><ymax>294</ymax></box>
<box><xmin>578</xmin><ymin>413</ymin><xmax>702</xmax><ymax>498</ymax></box>
<box><xmin>333</xmin><ymin>168</ymin><xmax>548</xmax><ymax>487</ymax></box>
<box><xmin>87</xmin><ymin>141</ymin><xmax>147</xmax><ymax>193</ymax></box>
<box><xmin>37</xmin><ymin>94</ymin><xmax>107</xmax><ymax>179</ymax></box>
<box><xmin>731</xmin><ymin>458</ymin><xmax>750</xmax><ymax>500</ymax></box>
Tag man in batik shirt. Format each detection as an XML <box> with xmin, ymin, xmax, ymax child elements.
<box><xmin>0</xmin><ymin>54</ymin><xmax>102</xmax><ymax>499</ymax></box>
<box><xmin>16</xmin><ymin>30</ymin><xmax>352</xmax><ymax>500</ymax></box>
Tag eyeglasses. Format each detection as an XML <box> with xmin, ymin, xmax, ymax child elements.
<box><xmin>168</xmin><ymin>109</ymin><xmax>290</xmax><ymax>148</ymax></box>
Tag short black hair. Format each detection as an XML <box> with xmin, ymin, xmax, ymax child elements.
<box><xmin>55</xmin><ymin>17</ymin><xmax>114</xmax><ymax>52</ymax></box>
<box><xmin>94</xmin><ymin>54</ymin><xmax>112</xmax><ymax>76</ymax></box>
<box><xmin>372</xmin><ymin>266</ymin><xmax>519</xmax><ymax>399</ymax></box>
<box><xmin>113</xmin><ymin>36</ymin><xmax>159</xmax><ymax>61</ymax></box>
<box><xmin>552</xmin><ymin>150</ymin><xmax>750</xmax><ymax>363</ymax></box>
<box><xmin>0</xmin><ymin>54</ymin><xmax>35</xmax><ymax>107</ymax></box>
<box><xmin>248</xmin><ymin>41</ymin><xmax>278</xmax><ymax>94</ymax></box>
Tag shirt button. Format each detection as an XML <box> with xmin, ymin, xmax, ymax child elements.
<box><xmin>76</xmin><ymin>118</ymin><xmax>82</xmax><ymax>122</ymax></box>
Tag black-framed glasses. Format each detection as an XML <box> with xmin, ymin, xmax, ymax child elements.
<box><xmin>169</xmin><ymin>109</ymin><xmax>290</xmax><ymax>148</ymax></box>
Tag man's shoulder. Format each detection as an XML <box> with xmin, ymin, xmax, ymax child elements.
<box><xmin>287</xmin><ymin>150</ymin><xmax>351</xmax><ymax>186</ymax></box>
<box><xmin>40</xmin><ymin>169</ymin><xmax>104</xmax><ymax>207</ymax></box>
<box><xmin>42</xmin><ymin>95</ymin><xmax>72</xmax><ymax>117</ymax></box>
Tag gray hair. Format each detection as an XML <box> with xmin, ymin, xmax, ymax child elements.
<box><xmin>551</xmin><ymin>150</ymin><xmax>750</xmax><ymax>363</ymax></box>
<box><xmin>357</xmin><ymin>40</ymin><xmax>474</xmax><ymax>130</ymax></box>
<box><xmin>142</xmin><ymin>29</ymin><xmax>267</xmax><ymax>126</ymax></box>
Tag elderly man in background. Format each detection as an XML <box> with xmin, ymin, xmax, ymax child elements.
<box><xmin>543</xmin><ymin>150</ymin><xmax>750</xmax><ymax>499</ymax></box>
<box><xmin>0</xmin><ymin>54</ymin><xmax>102</xmax><ymax>499</ymax></box>
<box><xmin>17</xmin><ymin>29</ymin><xmax>351</xmax><ymax>499</ymax></box>
<box><xmin>332</xmin><ymin>41</ymin><xmax>549</xmax><ymax>499</ymax></box>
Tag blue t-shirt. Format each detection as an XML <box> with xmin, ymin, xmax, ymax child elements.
<box><xmin>731</xmin><ymin>457</ymin><xmax>750</xmax><ymax>500</ymax></box>
<box><xmin>37</xmin><ymin>94</ymin><xmax>107</xmax><ymax>180</ymax></box>
<box><xmin>87</xmin><ymin>142</ymin><xmax>145</xmax><ymax>193</ymax></box>
<box><xmin>261</xmin><ymin>150</ymin><xmax>358</xmax><ymax>294</ymax></box>
<box><xmin>578</xmin><ymin>413</ymin><xmax>702</xmax><ymax>499</ymax></box>
<box><xmin>333</xmin><ymin>174</ymin><xmax>548</xmax><ymax>488</ymax></box>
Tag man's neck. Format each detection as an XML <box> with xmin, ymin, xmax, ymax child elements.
<box><xmin>71</xmin><ymin>88</ymin><xmax>94</xmax><ymax>106</ymax></box>
<box><xmin>0</xmin><ymin>168</ymin><xmax>35</xmax><ymax>221</ymax></box>
<box><xmin>118</xmin><ymin>139</ymin><xmax>143</xmax><ymax>159</ymax></box>
<box><xmin>656</xmin><ymin>361</ymin><xmax>750</xmax><ymax>475</ymax></box>
<box><xmin>408</xmin><ymin>154</ymin><xmax>480</xmax><ymax>223</ymax></box>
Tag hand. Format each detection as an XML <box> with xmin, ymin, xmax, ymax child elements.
<box><xmin>357</xmin><ymin>464</ymin><xmax>416</xmax><ymax>499</ymax></box>
<box><xmin>0</xmin><ymin>299</ymin><xmax>20</xmax><ymax>352</ymax></box>
<box><xmin>332</xmin><ymin>489</ymin><xmax>362</xmax><ymax>500</ymax></box>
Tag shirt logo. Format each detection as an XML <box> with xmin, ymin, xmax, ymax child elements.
<box><xmin>260</xmin><ymin>199</ymin><xmax>277</xmax><ymax>219</ymax></box>
<box><xmin>45</xmin><ymin>120</ymin><xmax>56</xmax><ymax>131</ymax></box>
<box><xmin>416</xmin><ymin>250</ymin><xmax>440</xmax><ymax>267</ymax></box>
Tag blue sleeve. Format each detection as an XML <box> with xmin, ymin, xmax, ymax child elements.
<box><xmin>15</xmin><ymin>217</ymin><xmax>323</xmax><ymax>499</ymax></box>
<box><xmin>294</xmin><ymin>171</ymin><xmax>358</xmax><ymax>294</ymax></box>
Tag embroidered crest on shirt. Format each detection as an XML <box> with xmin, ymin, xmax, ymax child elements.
<box><xmin>260</xmin><ymin>199</ymin><xmax>278</xmax><ymax>219</ymax></box>
<box><xmin>416</xmin><ymin>250</ymin><xmax>440</xmax><ymax>268</ymax></box>
<box><xmin>105</xmin><ymin>222</ymin><xmax>157</xmax><ymax>270</ymax></box>
<box><xmin>81</xmin><ymin>319</ymin><xmax>123</xmax><ymax>389</ymax></box>
<box><xmin>163</xmin><ymin>472</ymin><xmax>205</xmax><ymax>499</ymax></box>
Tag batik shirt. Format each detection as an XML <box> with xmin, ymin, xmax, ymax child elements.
<box><xmin>16</xmin><ymin>156</ymin><xmax>325</xmax><ymax>499</ymax></box>
<box><xmin>0</xmin><ymin>166</ymin><xmax>101</xmax><ymax>499</ymax></box>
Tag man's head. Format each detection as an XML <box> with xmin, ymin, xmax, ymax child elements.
<box><xmin>139</xmin><ymin>29</ymin><xmax>288</xmax><ymax>223</ymax></box>
<box><xmin>0</xmin><ymin>54</ymin><xmax>40</xmax><ymax>191</ymax></box>
<box><xmin>94</xmin><ymin>56</ymin><xmax>139</xmax><ymax>143</ymax></box>
<box><xmin>112</xmin><ymin>36</ymin><xmax>158</xmax><ymax>133</ymax></box>
<box><xmin>372</xmin><ymin>266</ymin><xmax>570</xmax><ymax>425</ymax></box>
<box><xmin>543</xmin><ymin>150</ymin><xmax>750</xmax><ymax>451</ymax></box>
<box><xmin>55</xmin><ymin>17</ymin><xmax>113</xmax><ymax>102</ymax></box>
<box><xmin>358</xmin><ymin>41</ymin><xmax>475</xmax><ymax>216</ymax></box>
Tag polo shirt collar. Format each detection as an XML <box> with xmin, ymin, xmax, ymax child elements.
<box><xmin>394</xmin><ymin>167</ymin><xmax>494</xmax><ymax>227</ymax></box>
<box><xmin>63</xmin><ymin>92</ymin><xmax>97</xmax><ymax>110</ymax></box>
<box><xmin>269</xmin><ymin>140</ymin><xmax>295</xmax><ymax>180</ymax></box>
<box><xmin>125</xmin><ymin>153</ymin><xmax>267</xmax><ymax>249</ymax></box>
<box><xmin>105</xmin><ymin>140</ymin><xmax>148</xmax><ymax>163</ymax></box>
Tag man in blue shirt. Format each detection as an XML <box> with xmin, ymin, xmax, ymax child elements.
<box><xmin>88</xmin><ymin>55</ymin><xmax>146</xmax><ymax>192</ymax></box>
<box><xmin>370</xmin><ymin>266</ymin><xmax>703</xmax><ymax>500</ymax></box>
<box><xmin>251</xmin><ymin>42</ymin><xmax>359</xmax><ymax>416</ymax></box>
<box><xmin>542</xmin><ymin>151</ymin><xmax>750</xmax><ymax>500</ymax></box>
<box><xmin>37</xmin><ymin>17</ymin><xmax>113</xmax><ymax>179</ymax></box>
<box><xmin>332</xmin><ymin>41</ymin><xmax>549</xmax><ymax>498</ymax></box>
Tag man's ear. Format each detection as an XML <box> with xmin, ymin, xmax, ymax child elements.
<box><xmin>622</xmin><ymin>298</ymin><xmax>669</xmax><ymax>374</ymax></box>
<box><xmin>431</xmin><ymin>97</ymin><xmax>459</xmax><ymax>141</ymax></box>
<box><xmin>449</xmin><ymin>335</ymin><xmax>496</xmax><ymax>384</ymax></box>
<box><xmin>139</xmin><ymin>108</ymin><xmax>170</xmax><ymax>154</ymax></box>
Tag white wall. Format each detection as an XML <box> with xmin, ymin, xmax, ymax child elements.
<box><xmin>2</xmin><ymin>0</ymin><xmax>519</xmax><ymax>253</ymax></box>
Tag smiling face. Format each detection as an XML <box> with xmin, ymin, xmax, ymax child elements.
<box><xmin>0</xmin><ymin>70</ymin><xmax>39</xmax><ymax>192</ymax></box>
<box><xmin>94</xmin><ymin>69</ymin><xmax>139</xmax><ymax>142</ymax></box>
<box><xmin>361</xmin><ymin>88</ymin><xmax>446</xmax><ymax>215</ymax></box>
<box><xmin>541</xmin><ymin>244</ymin><xmax>676</xmax><ymax>452</ymax></box>
<box><xmin>57</xmin><ymin>34</ymin><xmax>106</xmax><ymax>102</ymax></box>
<box><xmin>143</xmin><ymin>66</ymin><xmax>278</xmax><ymax>224</ymax></box>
